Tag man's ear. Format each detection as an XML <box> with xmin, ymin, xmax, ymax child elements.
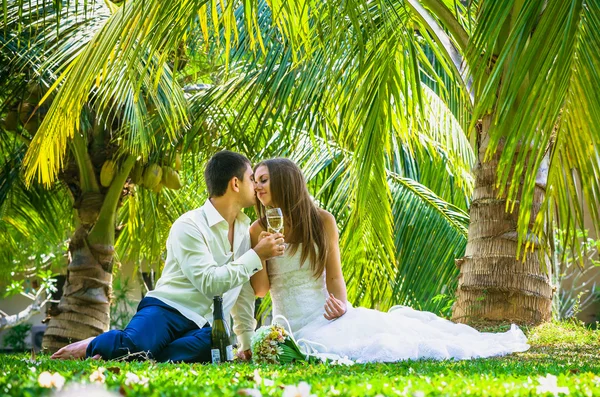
<box><xmin>231</xmin><ymin>176</ymin><xmax>241</xmax><ymax>193</ymax></box>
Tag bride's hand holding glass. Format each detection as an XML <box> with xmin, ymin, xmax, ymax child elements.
<box><xmin>266</xmin><ymin>208</ymin><xmax>287</xmax><ymax>256</ymax></box>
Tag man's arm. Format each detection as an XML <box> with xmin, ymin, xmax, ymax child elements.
<box><xmin>230</xmin><ymin>281</ymin><xmax>257</xmax><ymax>353</ymax></box>
<box><xmin>169</xmin><ymin>220</ymin><xmax>262</xmax><ymax>297</ymax></box>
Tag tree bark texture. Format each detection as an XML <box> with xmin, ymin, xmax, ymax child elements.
<box><xmin>42</xmin><ymin>193</ymin><xmax>114</xmax><ymax>353</ymax></box>
<box><xmin>452</xmin><ymin>116</ymin><xmax>552</xmax><ymax>325</ymax></box>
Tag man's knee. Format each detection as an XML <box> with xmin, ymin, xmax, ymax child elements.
<box><xmin>87</xmin><ymin>330</ymin><xmax>146</xmax><ymax>360</ymax></box>
<box><xmin>155</xmin><ymin>328</ymin><xmax>212</xmax><ymax>363</ymax></box>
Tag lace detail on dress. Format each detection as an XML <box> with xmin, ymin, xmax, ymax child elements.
<box><xmin>268</xmin><ymin>245</ymin><xmax>530</xmax><ymax>363</ymax></box>
<box><xmin>268</xmin><ymin>245</ymin><xmax>328</xmax><ymax>333</ymax></box>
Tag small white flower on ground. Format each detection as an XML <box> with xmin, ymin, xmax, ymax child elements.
<box><xmin>263</xmin><ymin>378</ymin><xmax>275</xmax><ymax>387</ymax></box>
<box><xmin>237</xmin><ymin>388</ymin><xmax>263</xmax><ymax>397</ymax></box>
<box><xmin>124</xmin><ymin>372</ymin><xmax>149</xmax><ymax>387</ymax></box>
<box><xmin>38</xmin><ymin>371</ymin><xmax>65</xmax><ymax>390</ymax></box>
<box><xmin>51</xmin><ymin>373</ymin><xmax>66</xmax><ymax>390</ymax></box>
<box><xmin>412</xmin><ymin>391</ymin><xmax>425</xmax><ymax>397</ymax></box>
<box><xmin>89</xmin><ymin>368</ymin><xmax>106</xmax><ymax>383</ymax></box>
<box><xmin>535</xmin><ymin>374</ymin><xmax>569</xmax><ymax>396</ymax></box>
<box><xmin>253</xmin><ymin>369</ymin><xmax>262</xmax><ymax>384</ymax></box>
<box><xmin>282</xmin><ymin>381</ymin><xmax>316</xmax><ymax>397</ymax></box>
<box><xmin>38</xmin><ymin>371</ymin><xmax>53</xmax><ymax>388</ymax></box>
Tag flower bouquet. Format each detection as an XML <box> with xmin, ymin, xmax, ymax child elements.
<box><xmin>250</xmin><ymin>323</ymin><xmax>319</xmax><ymax>364</ymax></box>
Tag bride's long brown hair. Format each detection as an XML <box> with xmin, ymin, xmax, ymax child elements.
<box><xmin>254</xmin><ymin>158</ymin><xmax>328</xmax><ymax>277</ymax></box>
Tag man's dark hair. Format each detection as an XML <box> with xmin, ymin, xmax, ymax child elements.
<box><xmin>204</xmin><ymin>151</ymin><xmax>251</xmax><ymax>197</ymax></box>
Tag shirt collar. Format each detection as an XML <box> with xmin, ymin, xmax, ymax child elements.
<box><xmin>202</xmin><ymin>199</ymin><xmax>251</xmax><ymax>227</ymax></box>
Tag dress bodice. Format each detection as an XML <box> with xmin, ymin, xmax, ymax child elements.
<box><xmin>268</xmin><ymin>244</ymin><xmax>328</xmax><ymax>333</ymax></box>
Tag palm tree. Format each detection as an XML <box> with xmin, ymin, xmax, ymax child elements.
<box><xmin>195</xmin><ymin>0</ymin><xmax>600</xmax><ymax>324</ymax></box>
<box><xmin>185</xmin><ymin>0</ymin><xmax>600</xmax><ymax>323</ymax></box>
<box><xmin>3</xmin><ymin>0</ymin><xmax>598</xmax><ymax>352</ymax></box>
<box><xmin>2</xmin><ymin>0</ymin><xmax>472</xmax><ymax>351</ymax></box>
<box><xmin>408</xmin><ymin>0</ymin><xmax>600</xmax><ymax>324</ymax></box>
<box><xmin>0</xmin><ymin>0</ymin><xmax>194</xmax><ymax>351</ymax></box>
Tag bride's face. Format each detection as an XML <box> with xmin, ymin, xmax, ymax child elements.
<box><xmin>254</xmin><ymin>165</ymin><xmax>273</xmax><ymax>207</ymax></box>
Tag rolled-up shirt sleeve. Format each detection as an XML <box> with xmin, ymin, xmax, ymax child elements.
<box><xmin>231</xmin><ymin>281</ymin><xmax>257</xmax><ymax>351</ymax></box>
<box><xmin>169</xmin><ymin>220</ymin><xmax>263</xmax><ymax>298</ymax></box>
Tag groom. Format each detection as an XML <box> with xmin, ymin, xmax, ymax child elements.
<box><xmin>51</xmin><ymin>150</ymin><xmax>284</xmax><ymax>362</ymax></box>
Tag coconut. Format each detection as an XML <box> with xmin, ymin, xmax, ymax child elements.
<box><xmin>18</xmin><ymin>102</ymin><xmax>35</xmax><ymax>124</ymax></box>
<box><xmin>151</xmin><ymin>183</ymin><xmax>163</xmax><ymax>193</ymax></box>
<box><xmin>161</xmin><ymin>166</ymin><xmax>182</xmax><ymax>190</ymax></box>
<box><xmin>23</xmin><ymin>118</ymin><xmax>40</xmax><ymax>133</ymax></box>
<box><xmin>2</xmin><ymin>110</ymin><xmax>19</xmax><ymax>131</ymax></box>
<box><xmin>100</xmin><ymin>160</ymin><xmax>116</xmax><ymax>187</ymax></box>
<box><xmin>143</xmin><ymin>164</ymin><xmax>162</xmax><ymax>189</ymax></box>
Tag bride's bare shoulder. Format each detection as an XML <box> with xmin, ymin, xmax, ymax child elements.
<box><xmin>318</xmin><ymin>209</ymin><xmax>338</xmax><ymax>229</ymax></box>
<box><xmin>250</xmin><ymin>220</ymin><xmax>266</xmax><ymax>234</ymax></box>
<box><xmin>249</xmin><ymin>220</ymin><xmax>266</xmax><ymax>245</ymax></box>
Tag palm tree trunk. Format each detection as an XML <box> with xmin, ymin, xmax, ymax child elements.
<box><xmin>452</xmin><ymin>116</ymin><xmax>553</xmax><ymax>325</ymax></box>
<box><xmin>42</xmin><ymin>193</ymin><xmax>114</xmax><ymax>353</ymax></box>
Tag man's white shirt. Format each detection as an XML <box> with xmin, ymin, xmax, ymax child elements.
<box><xmin>146</xmin><ymin>199</ymin><xmax>261</xmax><ymax>351</ymax></box>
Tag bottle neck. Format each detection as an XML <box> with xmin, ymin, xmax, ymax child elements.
<box><xmin>213</xmin><ymin>298</ymin><xmax>224</xmax><ymax>321</ymax></box>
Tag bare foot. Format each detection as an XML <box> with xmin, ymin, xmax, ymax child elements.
<box><xmin>51</xmin><ymin>337</ymin><xmax>95</xmax><ymax>360</ymax></box>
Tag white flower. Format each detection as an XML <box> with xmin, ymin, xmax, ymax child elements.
<box><xmin>89</xmin><ymin>368</ymin><xmax>106</xmax><ymax>383</ymax></box>
<box><xmin>251</xmin><ymin>326</ymin><xmax>273</xmax><ymax>351</ymax></box>
<box><xmin>282</xmin><ymin>382</ymin><xmax>316</xmax><ymax>397</ymax></box>
<box><xmin>124</xmin><ymin>372</ymin><xmax>149</xmax><ymax>387</ymax></box>
<box><xmin>52</xmin><ymin>373</ymin><xmax>66</xmax><ymax>390</ymax></box>
<box><xmin>38</xmin><ymin>371</ymin><xmax>53</xmax><ymax>388</ymax></box>
<box><xmin>38</xmin><ymin>371</ymin><xmax>65</xmax><ymax>390</ymax></box>
<box><xmin>237</xmin><ymin>389</ymin><xmax>263</xmax><ymax>397</ymax></box>
<box><xmin>536</xmin><ymin>374</ymin><xmax>569</xmax><ymax>396</ymax></box>
<box><xmin>253</xmin><ymin>369</ymin><xmax>262</xmax><ymax>384</ymax></box>
<box><xmin>263</xmin><ymin>378</ymin><xmax>275</xmax><ymax>387</ymax></box>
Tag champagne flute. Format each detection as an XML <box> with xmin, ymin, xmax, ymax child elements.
<box><xmin>266</xmin><ymin>207</ymin><xmax>284</xmax><ymax>234</ymax></box>
<box><xmin>266</xmin><ymin>207</ymin><xmax>286</xmax><ymax>256</ymax></box>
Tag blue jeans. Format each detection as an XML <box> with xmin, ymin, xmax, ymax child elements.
<box><xmin>86</xmin><ymin>297</ymin><xmax>212</xmax><ymax>363</ymax></box>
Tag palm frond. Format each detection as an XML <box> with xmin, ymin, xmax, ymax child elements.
<box><xmin>288</xmin><ymin>134</ymin><xmax>469</xmax><ymax>313</ymax></box>
<box><xmin>388</xmin><ymin>172</ymin><xmax>467</xmax><ymax>313</ymax></box>
<box><xmin>471</xmin><ymin>0</ymin><xmax>600</xmax><ymax>255</ymax></box>
<box><xmin>0</xmin><ymin>139</ymin><xmax>72</xmax><ymax>281</ymax></box>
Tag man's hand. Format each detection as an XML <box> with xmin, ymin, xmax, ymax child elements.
<box><xmin>257</xmin><ymin>231</ymin><xmax>270</xmax><ymax>243</ymax></box>
<box><xmin>324</xmin><ymin>293</ymin><xmax>347</xmax><ymax>320</ymax></box>
<box><xmin>236</xmin><ymin>349</ymin><xmax>252</xmax><ymax>361</ymax></box>
<box><xmin>253</xmin><ymin>233</ymin><xmax>285</xmax><ymax>261</ymax></box>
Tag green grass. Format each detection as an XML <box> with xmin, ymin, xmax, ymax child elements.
<box><xmin>1</xmin><ymin>321</ymin><xmax>600</xmax><ymax>396</ymax></box>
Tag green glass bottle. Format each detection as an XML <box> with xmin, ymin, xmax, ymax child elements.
<box><xmin>211</xmin><ymin>296</ymin><xmax>233</xmax><ymax>364</ymax></box>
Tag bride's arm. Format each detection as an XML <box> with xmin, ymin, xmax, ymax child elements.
<box><xmin>250</xmin><ymin>221</ymin><xmax>270</xmax><ymax>297</ymax></box>
<box><xmin>321</xmin><ymin>210</ymin><xmax>348</xmax><ymax>319</ymax></box>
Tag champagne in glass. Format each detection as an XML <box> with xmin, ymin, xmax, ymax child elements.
<box><xmin>266</xmin><ymin>207</ymin><xmax>286</xmax><ymax>256</ymax></box>
<box><xmin>211</xmin><ymin>296</ymin><xmax>233</xmax><ymax>364</ymax></box>
<box><xmin>266</xmin><ymin>208</ymin><xmax>284</xmax><ymax>234</ymax></box>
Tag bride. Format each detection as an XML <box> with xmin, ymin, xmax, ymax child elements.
<box><xmin>250</xmin><ymin>158</ymin><xmax>529</xmax><ymax>363</ymax></box>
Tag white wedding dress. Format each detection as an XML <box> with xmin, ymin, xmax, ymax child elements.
<box><xmin>268</xmin><ymin>245</ymin><xmax>530</xmax><ymax>363</ymax></box>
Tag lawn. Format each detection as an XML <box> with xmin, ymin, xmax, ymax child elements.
<box><xmin>1</xmin><ymin>322</ymin><xmax>599</xmax><ymax>396</ymax></box>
